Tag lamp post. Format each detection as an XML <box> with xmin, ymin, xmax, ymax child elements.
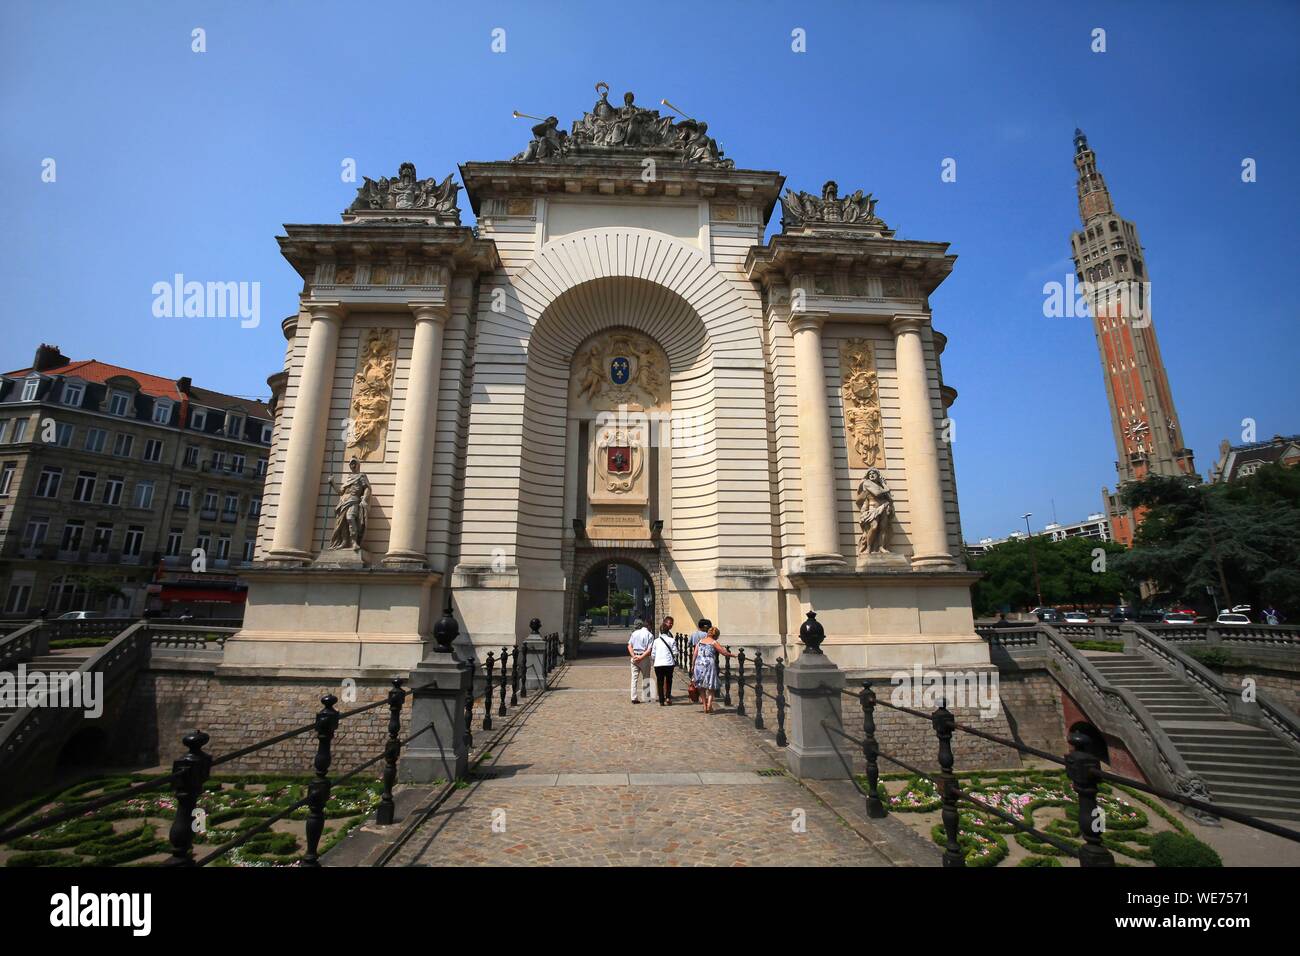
<box><xmin>1023</xmin><ymin>512</ymin><xmax>1044</xmax><ymax>609</ymax></box>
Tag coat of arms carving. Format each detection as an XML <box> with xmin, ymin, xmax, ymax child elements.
<box><xmin>840</xmin><ymin>339</ymin><xmax>886</xmax><ymax>470</ymax></box>
<box><xmin>573</xmin><ymin>330</ymin><xmax>665</xmax><ymax>410</ymax></box>
<box><xmin>594</xmin><ymin>424</ymin><xmax>645</xmax><ymax>494</ymax></box>
<box><xmin>346</xmin><ymin>328</ymin><xmax>397</xmax><ymax>461</ymax></box>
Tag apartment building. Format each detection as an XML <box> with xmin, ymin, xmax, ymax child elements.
<box><xmin>0</xmin><ymin>344</ymin><xmax>271</xmax><ymax>618</ymax></box>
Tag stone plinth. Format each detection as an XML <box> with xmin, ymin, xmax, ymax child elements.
<box><xmin>401</xmin><ymin>651</ymin><xmax>472</xmax><ymax>783</ymax></box>
<box><xmin>783</xmin><ymin>651</ymin><xmax>848</xmax><ymax>779</ymax></box>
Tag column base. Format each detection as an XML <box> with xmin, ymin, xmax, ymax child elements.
<box><xmin>263</xmin><ymin>549</ymin><xmax>314</xmax><ymax>567</ymax></box>
<box><xmin>382</xmin><ymin>550</ymin><xmax>429</xmax><ymax>570</ymax></box>
<box><xmin>910</xmin><ymin>552</ymin><xmax>957</xmax><ymax>570</ymax></box>
<box><xmin>802</xmin><ymin>553</ymin><xmax>848</xmax><ymax>571</ymax></box>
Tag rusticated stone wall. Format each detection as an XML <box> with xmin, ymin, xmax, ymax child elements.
<box><xmin>115</xmin><ymin>665</ymin><xmax>410</xmax><ymax>775</ymax></box>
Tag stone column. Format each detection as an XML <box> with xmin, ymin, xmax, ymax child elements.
<box><xmin>891</xmin><ymin>313</ymin><xmax>955</xmax><ymax>569</ymax></box>
<box><xmin>267</xmin><ymin>302</ymin><xmax>343</xmax><ymax>564</ymax></box>
<box><xmin>789</xmin><ymin>312</ymin><xmax>845</xmax><ymax>567</ymax></box>
<box><xmin>384</xmin><ymin>302</ymin><xmax>448</xmax><ymax>567</ymax></box>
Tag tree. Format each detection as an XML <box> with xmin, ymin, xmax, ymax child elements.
<box><xmin>1115</xmin><ymin>464</ymin><xmax>1300</xmax><ymax>618</ymax></box>
<box><xmin>968</xmin><ymin>536</ymin><xmax>1130</xmax><ymax>616</ymax></box>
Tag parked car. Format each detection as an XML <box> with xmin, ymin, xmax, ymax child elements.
<box><xmin>1136</xmin><ymin>607</ymin><xmax>1166</xmax><ymax>623</ymax></box>
<box><xmin>1217</xmin><ymin>609</ymin><xmax>1251</xmax><ymax>625</ymax></box>
<box><xmin>1063</xmin><ymin>611</ymin><xmax>1091</xmax><ymax>624</ymax></box>
<box><xmin>1034</xmin><ymin>607</ymin><xmax>1065</xmax><ymax>624</ymax></box>
<box><xmin>1109</xmin><ymin>605</ymin><xmax>1137</xmax><ymax>622</ymax></box>
<box><xmin>1162</xmin><ymin>611</ymin><xmax>1197</xmax><ymax>624</ymax></box>
<box><xmin>56</xmin><ymin>610</ymin><xmax>101</xmax><ymax>620</ymax></box>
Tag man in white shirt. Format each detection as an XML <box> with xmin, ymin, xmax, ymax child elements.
<box><xmin>627</xmin><ymin>618</ymin><xmax>654</xmax><ymax>703</ymax></box>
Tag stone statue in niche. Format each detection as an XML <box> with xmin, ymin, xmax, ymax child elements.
<box><xmin>840</xmin><ymin>339</ymin><xmax>885</xmax><ymax>470</ymax></box>
<box><xmin>328</xmin><ymin>456</ymin><xmax>371</xmax><ymax>553</ymax></box>
<box><xmin>347</xmin><ymin>328</ymin><xmax>396</xmax><ymax>461</ymax></box>
<box><xmin>856</xmin><ymin>468</ymin><xmax>893</xmax><ymax>555</ymax></box>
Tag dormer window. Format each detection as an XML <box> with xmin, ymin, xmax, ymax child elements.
<box><xmin>153</xmin><ymin>399</ymin><xmax>173</xmax><ymax>425</ymax></box>
<box><xmin>226</xmin><ymin>414</ymin><xmax>243</xmax><ymax>438</ymax></box>
<box><xmin>108</xmin><ymin>390</ymin><xmax>131</xmax><ymax>416</ymax></box>
<box><xmin>261</xmin><ymin>423</ymin><xmax>273</xmax><ymax>444</ymax></box>
<box><xmin>21</xmin><ymin>377</ymin><xmax>40</xmax><ymax>402</ymax></box>
<box><xmin>61</xmin><ymin>381</ymin><xmax>84</xmax><ymax>407</ymax></box>
<box><xmin>191</xmin><ymin>408</ymin><xmax>207</xmax><ymax>430</ymax></box>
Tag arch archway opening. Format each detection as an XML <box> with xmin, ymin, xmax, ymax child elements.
<box><xmin>578</xmin><ymin>560</ymin><xmax>655</xmax><ymax>634</ymax></box>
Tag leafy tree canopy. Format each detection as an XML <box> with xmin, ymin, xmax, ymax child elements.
<box><xmin>1115</xmin><ymin>464</ymin><xmax>1300</xmax><ymax>618</ymax></box>
<box><xmin>968</xmin><ymin>536</ymin><xmax>1130</xmax><ymax>616</ymax></box>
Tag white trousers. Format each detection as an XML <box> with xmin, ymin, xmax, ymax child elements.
<box><xmin>630</xmin><ymin>657</ymin><xmax>652</xmax><ymax>701</ymax></box>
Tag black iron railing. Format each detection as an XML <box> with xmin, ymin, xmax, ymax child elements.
<box><xmin>673</xmin><ymin>633</ymin><xmax>786</xmax><ymax>745</ymax></box>
<box><xmin>821</xmin><ymin>679</ymin><xmax>1300</xmax><ymax>868</ymax></box>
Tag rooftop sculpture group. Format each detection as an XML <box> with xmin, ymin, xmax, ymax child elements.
<box><xmin>781</xmin><ymin>180</ymin><xmax>889</xmax><ymax>233</ymax></box>
<box><xmin>513</xmin><ymin>82</ymin><xmax>733</xmax><ymax>168</ymax></box>
<box><xmin>347</xmin><ymin>162</ymin><xmax>461</xmax><ymax>222</ymax></box>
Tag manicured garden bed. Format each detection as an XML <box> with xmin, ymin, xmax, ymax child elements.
<box><xmin>0</xmin><ymin>773</ymin><xmax>381</xmax><ymax>867</ymax></box>
<box><xmin>867</xmin><ymin>768</ymin><xmax>1219</xmax><ymax>867</ymax></box>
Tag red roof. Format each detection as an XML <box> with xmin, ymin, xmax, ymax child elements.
<box><xmin>5</xmin><ymin>359</ymin><xmax>183</xmax><ymax>401</ymax></box>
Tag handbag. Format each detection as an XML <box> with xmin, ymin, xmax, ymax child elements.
<box><xmin>687</xmin><ymin>680</ymin><xmax>700</xmax><ymax>703</ymax></box>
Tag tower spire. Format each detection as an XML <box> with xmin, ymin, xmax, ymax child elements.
<box><xmin>1074</xmin><ymin>128</ymin><xmax>1113</xmax><ymax>221</ymax></box>
<box><xmin>1067</xmin><ymin>128</ymin><xmax>1197</xmax><ymax>547</ymax></box>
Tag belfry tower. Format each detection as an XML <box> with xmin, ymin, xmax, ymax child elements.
<box><xmin>1069</xmin><ymin>128</ymin><xmax>1196</xmax><ymax>545</ymax></box>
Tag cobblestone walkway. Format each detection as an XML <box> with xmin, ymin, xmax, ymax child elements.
<box><xmin>390</xmin><ymin>651</ymin><xmax>896</xmax><ymax>867</ymax></box>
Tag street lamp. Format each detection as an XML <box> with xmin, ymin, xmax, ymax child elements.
<box><xmin>1023</xmin><ymin>512</ymin><xmax>1045</xmax><ymax>609</ymax></box>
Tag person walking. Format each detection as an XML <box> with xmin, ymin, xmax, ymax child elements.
<box><xmin>686</xmin><ymin>618</ymin><xmax>711</xmax><ymax>704</ymax></box>
<box><xmin>652</xmin><ymin>616</ymin><xmax>677</xmax><ymax>705</ymax></box>
<box><xmin>691</xmin><ymin>626</ymin><xmax>734</xmax><ymax>714</ymax></box>
<box><xmin>627</xmin><ymin>618</ymin><xmax>654</xmax><ymax>704</ymax></box>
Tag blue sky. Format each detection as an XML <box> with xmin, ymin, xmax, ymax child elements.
<box><xmin>2</xmin><ymin>1</ymin><xmax>1296</xmax><ymax>541</ymax></box>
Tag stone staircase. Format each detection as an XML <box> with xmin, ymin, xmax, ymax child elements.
<box><xmin>1089</xmin><ymin>654</ymin><xmax>1300</xmax><ymax>822</ymax></box>
<box><xmin>0</xmin><ymin>647</ymin><xmax>95</xmax><ymax>735</ymax></box>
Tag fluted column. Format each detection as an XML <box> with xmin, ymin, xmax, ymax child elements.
<box><xmin>267</xmin><ymin>302</ymin><xmax>343</xmax><ymax>564</ymax></box>
<box><xmin>789</xmin><ymin>312</ymin><xmax>845</xmax><ymax>567</ymax></box>
<box><xmin>384</xmin><ymin>302</ymin><xmax>448</xmax><ymax>567</ymax></box>
<box><xmin>891</xmin><ymin>313</ymin><xmax>955</xmax><ymax>569</ymax></box>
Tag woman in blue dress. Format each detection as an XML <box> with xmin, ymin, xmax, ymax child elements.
<box><xmin>690</xmin><ymin>626</ymin><xmax>735</xmax><ymax>714</ymax></box>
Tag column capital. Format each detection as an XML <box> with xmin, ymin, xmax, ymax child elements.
<box><xmin>788</xmin><ymin>310</ymin><xmax>830</xmax><ymax>335</ymax></box>
<box><xmin>306</xmin><ymin>301</ymin><xmax>346</xmax><ymax>323</ymax></box>
<box><xmin>889</xmin><ymin>313</ymin><xmax>931</xmax><ymax>336</ymax></box>
<box><xmin>409</xmin><ymin>301</ymin><xmax>450</xmax><ymax>324</ymax></box>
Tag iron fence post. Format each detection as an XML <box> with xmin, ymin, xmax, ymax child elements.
<box><xmin>774</xmin><ymin>658</ymin><xmax>787</xmax><ymax>747</ymax></box>
<box><xmin>376</xmin><ymin>678</ymin><xmax>404</xmax><ymax>825</ymax></box>
<box><xmin>166</xmin><ymin>730</ymin><xmax>212</xmax><ymax>866</ymax></box>
<box><xmin>736</xmin><ymin>648</ymin><xmax>747</xmax><ymax>717</ymax></box>
<box><xmin>518</xmin><ymin>642</ymin><xmax>528</xmax><ymax>700</ymax></box>
<box><xmin>1066</xmin><ymin>727</ymin><xmax>1116</xmax><ymax>867</ymax></box>
<box><xmin>753</xmin><ymin>651</ymin><xmax>765</xmax><ymax>730</ymax></box>
<box><xmin>860</xmin><ymin>681</ymin><xmax>886</xmax><ymax>818</ymax></box>
<box><xmin>510</xmin><ymin>645</ymin><xmax>519</xmax><ymax>706</ymax></box>
<box><xmin>932</xmin><ymin>700</ymin><xmax>964</xmax><ymax>867</ymax></box>
<box><xmin>498</xmin><ymin>647</ymin><xmax>509</xmax><ymax>717</ymax></box>
<box><xmin>483</xmin><ymin>652</ymin><xmax>495</xmax><ymax>731</ymax></box>
<box><xmin>723</xmin><ymin>647</ymin><xmax>732</xmax><ymax>706</ymax></box>
<box><xmin>302</xmin><ymin>694</ymin><xmax>340</xmax><ymax>867</ymax></box>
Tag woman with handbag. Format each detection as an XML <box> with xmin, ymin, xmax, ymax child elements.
<box><xmin>690</xmin><ymin>626</ymin><xmax>734</xmax><ymax>714</ymax></box>
<box><xmin>652</xmin><ymin>616</ymin><xmax>677</xmax><ymax>705</ymax></box>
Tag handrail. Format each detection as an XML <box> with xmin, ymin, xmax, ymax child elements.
<box><xmin>1129</xmin><ymin>623</ymin><xmax>1300</xmax><ymax>753</ymax></box>
<box><xmin>0</xmin><ymin>619</ymin><xmax>48</xmax><ymax>671</ymax></box>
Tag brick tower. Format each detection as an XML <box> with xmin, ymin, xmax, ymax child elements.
<box><xmin>1069</xmin><ymin>128</ymin><xmax>1197</xmax><ymax>545</ymax></box>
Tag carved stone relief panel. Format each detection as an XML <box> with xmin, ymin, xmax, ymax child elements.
<box><xmin>569</xmin><ymin>328</ymin><xmax>668</xmax><ymax>415</ymax></box>
<box><xmin>840</xmin><ymin>338</ymin><xmax>886</xmax><ymax>471</ymax></box>
<box><xmin>345</xmin><ymin>327</ymin><xmax>397</xmax><ymax>462</ymax></box>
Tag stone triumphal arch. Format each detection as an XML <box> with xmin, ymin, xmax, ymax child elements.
<box><xmin>226</xmin><ymin>83</ymin><xmax>988</xmax><ymax>687</ymax></box>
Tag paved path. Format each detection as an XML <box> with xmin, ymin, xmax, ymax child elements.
<box><xmin>390</xmin><ymin>649</ymin><xmax>897</xmax><ymax>867</ymax></box>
